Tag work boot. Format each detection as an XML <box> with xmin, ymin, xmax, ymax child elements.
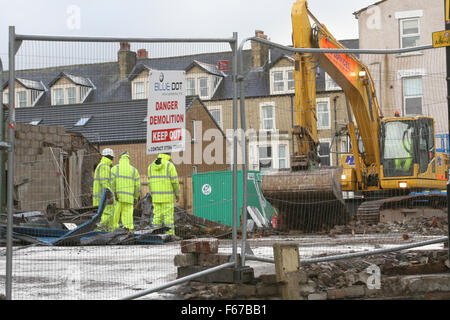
<box><xmin>95</xmin><ymin>224</ymin><xmax>110</xmax><ymax>232</ymax></box>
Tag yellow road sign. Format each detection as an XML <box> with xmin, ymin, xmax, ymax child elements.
<box><xmin>433</xmin><ymin>30</ymin><xmax>450</xmax><ymax>48</ymax></box>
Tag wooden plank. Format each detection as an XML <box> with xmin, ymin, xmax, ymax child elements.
<box><xmin>59</xmin><ymin>150</ymin><xmax>65</xmax><ymax>208</ymax></box>
<box><xmin>273</xmin><ymin>243</ymin><xmax>302</xmax><ymax>300</ymax></box>
<box><xmin>68</xmin><ymin>149</ymin><xmax>83</xmax><ymax>208</ymax></box>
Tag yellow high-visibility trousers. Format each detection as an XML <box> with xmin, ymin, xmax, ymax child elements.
<box><xmin>112</xmin><ymin>202</ymin><xmax>134</xmax><ymax>231</ymax></box>
<box><xmin>98</xmin><ymin>203</ymin><xmax>115</xmax><ymax>231</ymax></box>
<box><xmin>152</xmin><ymin>202</ymin><xmax>175</xmax><ymax>235</ymax></box>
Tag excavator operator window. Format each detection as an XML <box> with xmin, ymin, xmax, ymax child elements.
<box><xmin>381</xmin><ymin>120</ymin><xmax>415</xmax><ymax>177</ymax></box>
<box><xmin>417</xmin><ymin>118</ymin><xmax>434</xmax><ymax>174</ymax></box>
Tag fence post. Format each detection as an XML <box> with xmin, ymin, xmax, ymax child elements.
<box><xmin>445</xmin><ymin>0</ymin><xmax>450</xmax><ymax>262</ymax></box>
<box><xmin>231</xmin><ymin>31</ymin><xmax>239</xmax><ymax>269</ymax></box>
<box><xmin>5</xmin><ymin>25</ymin><xmax>17</xmax><ymax>301</ymax></box>
<box><xmin>238</xmin><ymin>42</ymin><xmax>248</xmax><ymax>269</ymax></box>
<box><xmin>0</xmin><ymin>58</ymin><xmax>4</xmax><ymax>214</ymax></box>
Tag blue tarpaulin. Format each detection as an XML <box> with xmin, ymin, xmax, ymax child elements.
<box><xmin>0</xmin><ymin>189</ymin><xmax>172</xmax><ymax>246</ymax></box>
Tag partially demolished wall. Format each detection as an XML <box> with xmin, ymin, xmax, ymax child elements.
<box><xmin>7</xmin><ymin>123</ymin><xmax>100</xmax><ymax>211</ymax></box>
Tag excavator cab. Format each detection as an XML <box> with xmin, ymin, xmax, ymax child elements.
<box><xmin>381</xmin><ymin>116</ymin><xmax>435</xmax><ymax>179</ymax></box>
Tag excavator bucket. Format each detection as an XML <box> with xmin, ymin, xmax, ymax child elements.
<box><xmin>261</xmin><ymin>167</ymin><xmax>351</xmax><ymax>232</ymax></box>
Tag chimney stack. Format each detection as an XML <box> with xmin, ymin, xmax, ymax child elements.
<box><xmin>118</xmin><ymin>42</ymin><xmax>136</xmax><ymax>79</ymax></box>
<box><xmin>251</xmin><ymin>30</ymin><xmax>269</xmax><ymax>68</ymax></box>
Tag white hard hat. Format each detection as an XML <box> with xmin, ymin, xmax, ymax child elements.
<box><xmin>101</xmin><ymin>148</ymin><xmax>114</xmax><ymax>157</ymax></box>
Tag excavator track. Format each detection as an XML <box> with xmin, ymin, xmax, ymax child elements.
<box><xmin>356</xmin><ymin>193</ymin><xmax>447</xmax><ymax>225</ymax></box>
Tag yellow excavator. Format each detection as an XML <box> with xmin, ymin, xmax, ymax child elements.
<box><xmin>262</xmin><ymin>0</ymin><xmax>448</xmax><ymax>231</ymax></box>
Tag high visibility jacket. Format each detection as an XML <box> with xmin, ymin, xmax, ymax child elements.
<box><xmin>395</xmin><ymin>139</ymin><xmax>413</xmax><ymax>171</ymax></box>
<box><xmin>111</xmin><ymin>154</ymin><xmax>141</xmax><ymax>204</ymax></box>
<box><xmin>93</xmin><ymin>156</ymin><xmax>113</xmax><ymax>207</ymax></box>
<box><xmin>148</xmin><ymin>153</ymin><xmax>180</xmax><ymax>203</ymax></box>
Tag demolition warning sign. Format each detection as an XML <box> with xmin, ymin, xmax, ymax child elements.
<box><xmin>147</xmin><ymin>70</ymin><xmax>186</xmax><ymax>155</ymax></box>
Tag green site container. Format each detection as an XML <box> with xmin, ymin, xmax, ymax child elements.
<box><xmin>192</xmin><ymin>170</ymin><xmax>276</xmax><ymax>228</ymax></box>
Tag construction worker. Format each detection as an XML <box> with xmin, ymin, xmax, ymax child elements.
<box><xmin>93</xmin><ymin>148</ymin><xmax>115</xmax><ymax>231</ymax></box>
<box><xmin>148</xmin><ymin>153</ymin><xmax>180</xmax><ymax>236</ymax></box>
<box><xmin>395</xmin><ymin>131</ymin><xmax>413</xmax><ymax>172</ymax></box>
<box><xmin>111</xmin><ymin>151</ymin><xmax>141</xmax><ymax>232</ymax></box>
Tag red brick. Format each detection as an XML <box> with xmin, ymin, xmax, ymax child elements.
<box><xmin>180</xmin><ymin>238</ymin><xmax>219</xmax><ymax>254</ymax></box>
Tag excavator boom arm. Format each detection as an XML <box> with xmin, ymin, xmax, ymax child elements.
<box><xmin>292</xmin><ymin>0</ymin><xmax>382</xmax><ymax>181</ymax></box>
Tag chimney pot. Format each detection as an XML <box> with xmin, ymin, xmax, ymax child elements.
<box><xmin>255</xmin><ymin>30</ymin><xmax>268</xmax><ymax>40</ymax></box>
<box><xmin>137</xmin><ymin>49</ymin><xmax>148</xmax><ymax>59</ymax></box>
<box><xmin>120</xmin><ymin>42</ymin><xmax>130</xmax><ymax>51</ymax></box>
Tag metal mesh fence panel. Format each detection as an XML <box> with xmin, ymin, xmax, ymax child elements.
<box><xmin>1</xmin><ymin>37</ymin><xmax>239</xmax><ymax>300</ymax></box>
<box><xmin>238</xmin><ymin>40</ymin><xmax>448</xmax><ymax>263</ymax></box>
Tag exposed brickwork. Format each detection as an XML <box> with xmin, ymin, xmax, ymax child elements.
<box><xmin>10</xmin><ymin>123</ymin><xmax>100</xmax><ymax>211</ymax></box>
<box><xmin>101</xmin><ymin>98</ymin><xmax>229</xmax><ymax>210</ymax></box>
<box><xmin>181</xmin><ymin>238</ymin><xmax>219</xmax><ymax>254</ymax></box>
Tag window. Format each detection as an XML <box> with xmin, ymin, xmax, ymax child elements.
<box><xmin>198</xmin><ymin>77</ymin><xmax>208</xmax><ymax>97</ymax></box>
<box><xmin>208</xmin><ymin>107</ymin><xmax>222</xmax><ymax>128</ymax></box>
<box><xmin>403</xmin><ymin>76</ymin><xmax>423</xmax><ymax>115</ymax></box>
<box><xmin>317</xmin><ymin>98</ymin><xmax>330</xmax><ymax>129</ymax></box>
<box><xmin>16</xmin><ymin>91</ymin><xmax>27</xmax><ymax>107</ymax></box>
<box><xmin>258</xmin><ymin>146</ymin><xmax>272</xmax><ymax>171</ymax></box>
<box><xmin>319</xmin><ymin>141</ymin><xmax>331</xmax><ymax>166</ymax></box>
<box><xmin>66</xmin><ymin>87</ymin><xmax>76</xmax><ymax>104</ymax></box>
<box><xmin>3</xmin><ymin>92</ymin><xmax>8</xmax><ymax>105</ymax></box>
<box><xmin>287</xmin><ymin>71</ymin><xmax>295</xmax><ymax>91</ymax></box>
<box><xmin>191</xmin><ymin>120</ymin><xmax>201</xmax><ymax>142</ymax></box>
<box><xmin>75</xmin><ymin>116</ymin><xmax>91</xmax><ymax>127</ymax></box>
<box><xmin>400</xmin><ymin>18</ymin><xmax>420</xmax><ymax>48</ymax></box>
<box><xmin>134</xmin><ymin>82</ymin><xmax>145</xmax><ymax>99</ymax></box>
<box><xmin>325</xmin><ymin>73</ymin><xmax>341</xmax><ymax>91</ymax></box>
<box><xmin>273</xmin><ymin>71</ymin><xmax>284</xmax><ymax>92</ymax></box>
<box><xmin>340</xmin><ymin>136</ymin><xmax>350</xmax><ymax>154</ymax></box>
<box><xmin>261</xmin><ymin>104</ymin><xmax>275</xmax><ymax>131</ymax></box>
<box><xmin>278</xmin><ymin>144</ymin><xmax>287</xmax><ymax>169</ymax></box>
<box><xmin>186</xmin><ymin>78</ymin><xmax>195</xmax><ymax>96</ymax></box>
<box><xmin>54</xmin><ymin>88</ymin><xmax>64</xmax><ymax>105</ymax></box>
<box><xmin>271</xmin><ymin>68</ymin><xmax>295</xmax><ymax>94</ymax></box>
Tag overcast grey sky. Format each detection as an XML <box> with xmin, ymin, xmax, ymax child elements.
<box><xmin>0</xmin><ymin>0</ymin><xmax>377</xmax><ymax>69</ymax></box>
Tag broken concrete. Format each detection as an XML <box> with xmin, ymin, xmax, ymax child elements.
<box><xmin>174</xmin><ymin>248</ymin><xmax>450</xmax><ymax>300</ymax></box>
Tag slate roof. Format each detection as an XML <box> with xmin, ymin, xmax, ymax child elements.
<box><xmin>1</xmin><ymin>38</ymin><xmax>358</xmax><ymax>103</ymax></box>
<box><xmin>2</xmin><ymin>38</ymin><xmax>359</xmax><ymax>145</ymax></box>
<box><xmin>188</xmin><ymin>60</ymin><xmax>227</xmax><ymax>77</ymax></box>
<box><xmin>48</xmin><ymin>72</ymin><xmax>94</xmax><ymax>88</ymax></box>
<box><xmin>1</xmin><ymin>61</ymin><xmax>129</xmax><ymax>106</ymax></box>
<box><xmin>11</xmin><ymin>96</ymin><xmax>205</xmax><ymax>145</ymax></box>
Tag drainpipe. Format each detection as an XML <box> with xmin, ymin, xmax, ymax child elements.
<box><xmin>333</xmin><ymin>95</ymin><xmax>338</xmax><ymax>166</ymax></box>
<box><xmin>290</xmin><ymin>94</ymin><xmax>295</xmax><ymax>160</ymax></box>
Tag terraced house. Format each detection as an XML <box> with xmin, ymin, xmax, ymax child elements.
<box><xmin>1</xmin><ymin>31</ymin><xmax>359</xmax><ymax>187</ymax></box>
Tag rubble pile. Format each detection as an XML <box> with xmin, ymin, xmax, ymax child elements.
<box><xmin>329</xmin><ymin>216</ymin><xmax>448</xmax><ymax>236</ymax></box>
<box><xmin>175</xmin><ymin>249</ymin><xmax>450</xmax><ymax>300</ymax></box>
<box><xmin>2</xmin><ymin>200</ymin><xmax>233</xmax><ymax>243</ymax></box>
<box><xmin>174</xmin><ymin>207</ymin><xmax>232</xmax><ymax>239</ymax></box>
<box><xmin>302</xmin><ymin>250</ymin><xmax>449</xmax><ymax>291</ymax></box>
